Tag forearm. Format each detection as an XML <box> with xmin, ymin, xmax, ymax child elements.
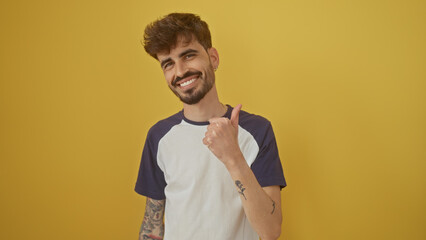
<box><xmin>203</xmin><ymin>105</ymin><xmax>282</xmax><ymax>239</ymax></box>
<box><xmin>225</xmin><ymin>154</ymin><xmax>282</xmax><ymax>240</ymax></box>
<box><xmin>139</xmin><ymin>224</ymin><xmax>164</xmax><ymax>240</ymax></box>
<box><xmin>139</xmin><ymin>198</ymin><xmax>165</xmax><ymax>240</ymax></box>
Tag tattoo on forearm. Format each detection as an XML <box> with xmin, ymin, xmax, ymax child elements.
<box><xmin>141</xmin><ymin>234</ymin><xmax>163</xmax><ymax>240</ymax></box>
<box><xmin>235</xmin><ymin>180</ymin><xmax>247</xmax><ymax>200</ymax></box>
<box><xmin>140</xmin><ymin>198</ymin><xmax>165</xmax><ymax>239</ymax></box>
<box><xmin>271</xmin><ymin>200</ymin><xmax>276</xmax><ymax>214</ymax></box>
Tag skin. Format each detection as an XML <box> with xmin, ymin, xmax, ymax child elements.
<box><xmin>204</xmin><ymin>104</ymin><xmax>282</xmax><ymax>240</ymax></box>
<box><xmin>140</xmin><ymin>35</ymin><xmax>282</xmax><ymax>240</ymax></box>
<box><xmin>158</xmin><ymin>36</ymin><xmax>226</xmax><ymax>121</ymax></box>
<box><xmin>139</xmin><ymin>198</ymin><xmax>165</xmax><ymax>240</ymax></box>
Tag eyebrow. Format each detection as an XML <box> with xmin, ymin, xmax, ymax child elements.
<box><xmin>160</xmin><ymin>48</ymin><xmax>199</xmax><ymax>68</ymax></box>
<box><xmin>179</xmin><ymin>49</ymin><xmax>198</xmax><ymax>58</ymax></box>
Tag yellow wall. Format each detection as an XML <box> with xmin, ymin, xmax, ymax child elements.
<box><xmin>1</xmin><ymin>0</ymin><xmax>425</xmax><ymax>239</ymax></box>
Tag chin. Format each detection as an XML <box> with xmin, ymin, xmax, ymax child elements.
<box><xmin>180</xmin><ymin>96</ymin><xmax>203</xmax><ymax>105</ymax></box>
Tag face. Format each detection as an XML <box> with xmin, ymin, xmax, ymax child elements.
<box><xmin>157</xmin><ymin>37</ymin><xmax>219</xmax><ymax>105</ymax></box>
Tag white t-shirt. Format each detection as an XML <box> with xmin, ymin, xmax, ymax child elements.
<box><xmin>135</xmin><ymin>105</ymin><xmax>286</xmax><ymax>240</ymax></box>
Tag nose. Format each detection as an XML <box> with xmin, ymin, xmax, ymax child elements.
<box><xmin>174</xmin><ymin>60</ymin><xmax>187</xmax><ymax>79</ymax></box>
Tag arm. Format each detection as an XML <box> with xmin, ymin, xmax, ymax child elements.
<box><xmin>203</xmin><ymin>104</ymin><xmax>282</xmax><ymax>240</ymax></box>
<box><xmin>227</xmin><ymin>155</ymin><xmax>282</xmax><ymax>240</ymax></box>
<box><xmin>139</xmin><ymin>197</ymin><xmax>165</xmax><ymax>240</ymax></box>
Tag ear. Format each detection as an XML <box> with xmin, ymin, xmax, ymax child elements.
<box><xmin>207</xmin><ymin>47</ymin><xmax>219</xmax><ymax>70</ymax></box>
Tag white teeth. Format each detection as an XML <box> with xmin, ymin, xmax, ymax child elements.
<box><xmin>180</xmin><ymin>78</ymin><xmax>197</xmax><ymax>87</ymax></box>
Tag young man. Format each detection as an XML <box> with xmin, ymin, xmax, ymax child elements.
<box><xmin>135</xmin><ymin>13</ymin><xmax>286</xmax><ymax>240</ymax></box>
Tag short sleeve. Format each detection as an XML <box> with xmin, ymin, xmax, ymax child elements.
<box><xmin>250</xmin><ymin>123</ymin><xmax>286</xmax><ymax>189</ymax></box>
<box><xmin>134</xmin><ymin>129</ymin><xmax>167</xmax><ymax>200</ymax></box>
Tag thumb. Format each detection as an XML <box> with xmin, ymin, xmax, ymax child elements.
<box><xmin>230</xmin><ymin>104</ymin><xmax>242</xmax><ymax>128</ymax></box>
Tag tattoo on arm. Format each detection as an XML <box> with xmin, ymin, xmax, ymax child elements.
<box><xmin>235</xmin><ymin>180</ymin><xmax>247</xmax><ymax>200</ymax></box>
<box><xmin>140</xmin><ymin>198</ymin><xmax>165</xmax><ymax>240</ymax></box>
<box><xmin>141</xmin><ymin>234</ymin><xmax>163</xmax><ymax>240</ymax></box>
<box><xmin>271</xmin><ymin>200</ymin><xmax>276</xmax><ymax>214</ymax></box>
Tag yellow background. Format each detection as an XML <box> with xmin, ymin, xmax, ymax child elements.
<box><xmin>1</xmin><ymin>0</ymin><xmax>425</xmax><ymax>239</ymax></box>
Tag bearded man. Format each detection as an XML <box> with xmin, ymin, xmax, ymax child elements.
<box><xmin>135</xmin><ymin>13</ymin><xmax>286</xmax><ymax>240</ymax></box>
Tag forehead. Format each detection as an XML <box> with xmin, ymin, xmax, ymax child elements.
<box><xmin>157</xmin><ymin>36</ymin><xmax>204</xmax><ymax>61</ymax></box>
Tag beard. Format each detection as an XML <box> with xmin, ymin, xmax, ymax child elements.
<box><xmin>169</xmin><ymin>67</ymin><xmax>215</xmax><ymax>105</ymax></box>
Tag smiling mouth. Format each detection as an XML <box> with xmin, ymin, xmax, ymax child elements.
<box><xmin>179</xmin><ymin>77</ymin><xmax>197</xmax><ymax>87</ymax></box>
<box><xmin>173</xmin><ymin>71</ymin><xmax>202</xmax><ymax>86</ymax></box>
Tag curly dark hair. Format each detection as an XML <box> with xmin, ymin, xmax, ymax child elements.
<box><xmin>143</xmin><ymin>13</ymin><xmax>212</xmax><ymax>59</ymax></box>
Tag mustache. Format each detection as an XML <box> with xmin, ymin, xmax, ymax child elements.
<box><xmin>172</xmin><ymin>71</ymin><xmax>201</xmax><ymax>86</ymax></box>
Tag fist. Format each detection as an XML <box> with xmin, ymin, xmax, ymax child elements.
<box><xmin>203</xmin><ymin>104</ymin><xmax>243</xmax><ymax>163</ymax></box>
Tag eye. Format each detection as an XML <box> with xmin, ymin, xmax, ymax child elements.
<box><xmin>184</xmin><ymin>54</ymin><xmax>195</xmax><ymax>60</ymax></box>
<box><xmin>163</xmin><ymin>62</ymin><xmax>174</xmax><ymax>70</ymax></box>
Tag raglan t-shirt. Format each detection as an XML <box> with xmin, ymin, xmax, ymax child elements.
<box><xmin>135</xmin><ymin>105</ymin><xmax>286</xmax><ymax>240</ymax></box>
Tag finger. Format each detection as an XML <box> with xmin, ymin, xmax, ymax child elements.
<box><xmin>207</xmin><ymin>122</ymin><xmax>220</xmax><ymax>131</ymax></box>
<box><xmin>207</xmin><ymin>124</ymin><xmax>214</xmax><ymax>131</ymax></box>
<box><xmin>202</xmin><ymin>137</ymin><xmax>210</xmax><ymax>146</ymax></box>
<box><xmin>208</xmin><ymin>117</ymin><xmax>221</xmax><ymax>124</ymax></box>
<box><xmin>204</xmin><ymin>131</ymin><xmax>214</xmax><ymax>138</ymax></box>
<box><xmin>230</xmin><ymin>104</ymin><xmax>242</xmax><ymax>128</ymax></box>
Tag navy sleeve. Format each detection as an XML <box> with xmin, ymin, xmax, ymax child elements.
<box><xmin>134</xmin><ymin>128</ymin><xmax>167</xmax><ymax>200</ymax></box>
<box><xmin>251</xmin><ymin>122</ymin><xmax>287</xmax><ymax>189</ymax></box>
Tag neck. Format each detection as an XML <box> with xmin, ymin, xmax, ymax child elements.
<box><xmin>182</xmin><ymin>84</ymin><xmax>227</xmax><ymax>122</ymax></box>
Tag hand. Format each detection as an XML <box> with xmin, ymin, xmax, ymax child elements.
<box><xmin>203</xmin><ymin>104</ymin><xmax>243</xmax><ymax>164</ymax></box>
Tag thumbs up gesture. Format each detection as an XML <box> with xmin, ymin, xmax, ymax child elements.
<box><xmin>203</xmin><ymin>104</ymin><xmax>243</xmax><ymax>164</ymax></box>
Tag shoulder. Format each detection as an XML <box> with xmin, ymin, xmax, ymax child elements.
<box><xmin>146</xmin><ymin>111</ymin><xmax>183</xmax><ymax>142</ymax></box>
<box><xmin>238</xmin><ymin>109</ymin><xmax>272</xmax><ymax>133</ymax></box>
<box><xmin>236</xmin><ymin>108</ymin><xmax>276</xmax><ymax>148</ymax></box>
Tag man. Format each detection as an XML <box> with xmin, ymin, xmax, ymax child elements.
<box><xmin>135</xmin><ymin>13</ymin><xmax>286</xmax><ymax>240</ymax></box>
